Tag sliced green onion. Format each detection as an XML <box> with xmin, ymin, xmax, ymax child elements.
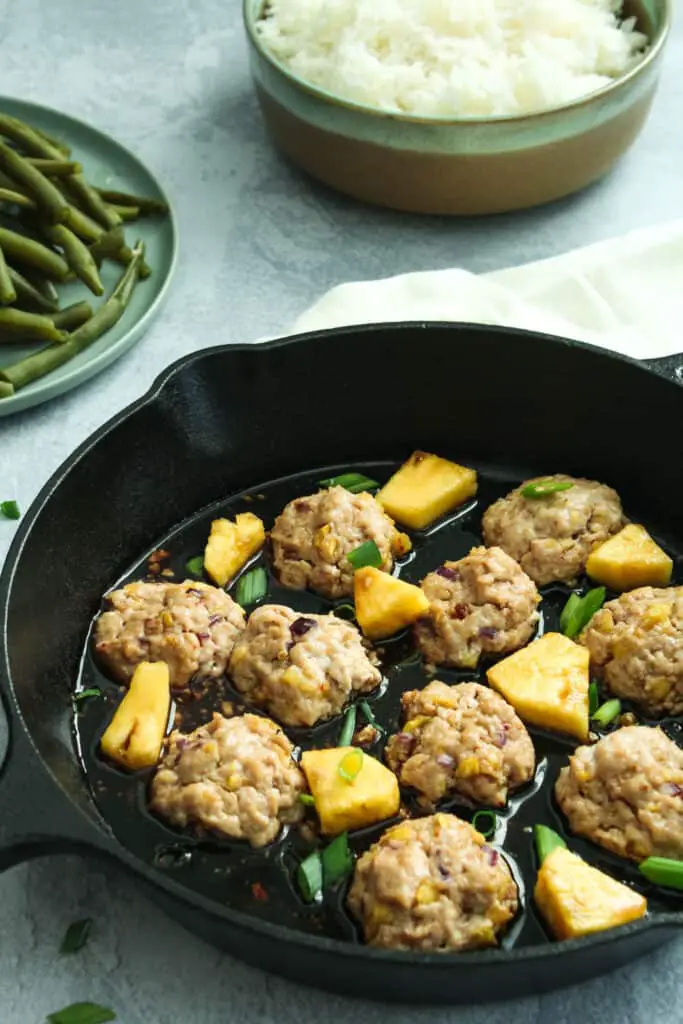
<box><xmin>338</xmin><ymin>705</ymin><xmax>357</xmax><ymax>747</ymax></box>
<box><xmin>319</xmin><ymin>473</ymin><xmax>379</xmax><ymax>494</ymax></box>
<box><xmin>592</xmin><ymin>698</ymin><xmax>621</xmax><ymax>728</ymax></box>
<box><xmin>522</xmin><ymin>480</ymin><xmax>574</xmax><ymax>499</ymax></box>
<box><xmin>347</xmin><ymin>540</ymin><xmax>382</xmax><ymax>570</ymax></box>
<box><xmin>560</xmin><ymin>587</ymin><xmax>606</xmax><ymax>638</ymax></box>
<box><xmin>322</xmin><ymin>832</ymin><xmax>354</xmax><ymax>886</ymax></box>
<box><xmin>639</xmin><ymin>856</ymin><xmax>683</xmax><ymax>891</ymax></box>
<box><xmin>333</xmin><ymin>603</ymin><xmax>356</xmax><ymax>621</ymax></box>
<box><xmin>73</xmin><ymin>688</ymin><xmax>102</xmax><ymax>704</ymax></box>
<box><xmin>0</xmin><ymin>499</ymin><xmax>20</xmax><ymax>519</ymax></box>
<box><xmin>235</xmin><ymin>567</ymin><xmax>268</xmax><ymax>607</ymax></box>
<box><xmin>588</xmin><ymin>681</ymin><xmax>600</xmax><ymax>717</ymax></box>
<box><xmin>359</xmin><ymin>700</ymin><xmax>382</xmax><ymax>733</ymax></box>
<box><xmin>471</xmin><ymin>810</ymin><xmax>497</xmax><ymax>840</ymax></box>
<box><xmin>46</xmin><ymin>1004</ymin><xmax>116</xmax><ymax>1024</ymax></box>
<box><xmin>338</xmin><ymin>749</ymin><xmax>364</xmax><ymax>782</ymax></box>
<box><xmin>297</xmin><ymin>851</ymin><xmax>323</xmax><ymax>902</ymax></box>
<box><xmin>298</xmin><ymin>793</ymin><xmax>315</xmax><ymax>806</ymax></box>
<box><xmin>185</xmin><ymin>555</ymin><xmax>204</xmax><ymax>576</ymax></box>
<box><xmin>60</xmin><ymin>917</ymin><xmax>92</xmax><ymax>954</ymax></box>
<box><xmin>534</xmin><ymin>824</ymin><xmax>566</xmax><ymax>864</ymax></box>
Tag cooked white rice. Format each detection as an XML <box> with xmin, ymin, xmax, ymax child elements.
<box><xmin>256</xmin><ymin>0</ymin><xmax>649</xmax><ymax>118</ymax></box>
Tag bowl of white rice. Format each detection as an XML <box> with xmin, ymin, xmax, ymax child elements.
<box><xmin>243</xmin><ymin>0</ymin><xmax>670</xmax><ymax>215</ymax></box>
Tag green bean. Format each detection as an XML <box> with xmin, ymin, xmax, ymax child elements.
<box><xmin>95</xmin><ymin>188</ymin><xmax>169</xmax><ymax>216</ymax></box>
<box><xmin>0</xmin><ymin>380</ymin><xmax>14</xmax><ymax>398</ymax></box>
<box><xmin>0</xmin><ymin>226</ymin><xmax>69</xmax><ymax>280</ymax></box>
<box><xmin>35</xmin><ymin>128</ymin><xmax>71</xmax><ymax>156</ymax></box>
<box><xmin>64</xmin><ymin>205</ymin><xmax>104</xmax><ymax>243</ymax></box>
<box><xmin>0</xmin><ymin>241</ymin><xmax>145</xmax><ymax>390</ymax></box>
<box><xmin>110</xmin><ymin>204</ymin><xmax>141</xmax><ymax>222</ymax></box>
<box><xmin>0</xmin><ymin>187</ymin><xmax>34</xmax><ymax>209</ymax></box>
<box><xmin>65</xmin><ymin>176</ymin><xmax>122</xmax><ymax>230</ymax></box>
<box><xmin>43</xmin><ymin>224</ymin><xmax>103</xmax><ymax>295</ymax></box>
<box><xmin>28</xmin><ymin>158</ymin><xmax>82</xmax><ymax>177</ymax></box>
<box><xmin>7</xmin><ymin>266</ymin><xmax>59</xmax><ymax>312</ymax></box>
<box><xmin>0</xmin><ymin>308</ymin><xmax>66</xmax><ymax>342</ymax></box>
<box><xmin>0</xmin><ymin>244</ymin><xmax>17</xmax><ymax>304</ymax></box>
<box><xmin>22</xmin><ymin>270</ymin><xmax>60</xmax><ymax>305</ymax></box>
<box><xmin>89</xmin><ymin>226</ymin><xmax>125</xmax><ymax>265</ymax></box>
<box><xmin>0</xmin><ymin>142</ymin><xmax>69</xmax><ymax>224</ymax></box>
<box><xmin>49</xmin><ymin>300</ymin><xmax>93</xmax><ymax>331</ymax></box>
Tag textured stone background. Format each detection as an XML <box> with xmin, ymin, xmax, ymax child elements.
<box><xmin>1</xmin><ymin>1</ymin><xmax>682</xmax><ymax>1020</ymax></box>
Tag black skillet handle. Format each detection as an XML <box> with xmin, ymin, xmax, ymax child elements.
<box><xmin>0</xmin><ymin>689</ymin><xmax>110</xmax><ymax>872</ymax></box>
<box><xmin>642</xmin><ymin>353</ymin><xmax>683</xmax><ymax>384</ymax></box>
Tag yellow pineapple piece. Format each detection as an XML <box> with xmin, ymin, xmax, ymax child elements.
<box><xmin>301</xmin><ymin>746</ymin><xmax>400</xmax><ymax>835</ymax></box>
<box><xmin>203</xmin><ymin>512</ymin><xmax>265</xmax><ymax>587</ymax></box>
<box><xmin>535</xmin><ymin>846</ymin><xmax>646</xmax><ymax>940</ymax></box>
<box><xmin>354</xmin><ymin>566</ymin><xmax>430</xmax><ymax>640</ymax></box>
<box><xmin>586</xmin><ymin>524</ymin><xmax>672</xmax><ymax>591</ymax></box>
<box><xmin>487</xmin><ymin>632</ymin><xmax>589</xmax><ymax>740</ymax></box>
<box><xmin>101</xmin><ymin>662</ymin><xmax>171</xmax><ymax>771</ymax></box>
<box><xmin>377</xmin><ymin>451</ymin><xmax>478</xmax><ymax>530</ymax></box>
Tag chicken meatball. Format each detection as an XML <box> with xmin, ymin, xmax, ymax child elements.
<box><xmin>94</xmin><ymin>580</ymin><xmax>246</xmax><ymax>694</ymax></box>
<box><xmin>150</xmin><ymin>712</ymin><xmax>305</xmax><ymax>847</ymax></box>
<box><xmin>555</xmin><ymin>725</ymin><xmax>683</xmax><ymax>861</ymax></box>
<box><xmin>270</xmin><ymin>486</ymin><xmax>407</xmax><ymax>599</ymax></box>
<box><xmin>482</xmin><ymin>475</ymin><xmax>624</xmax><ymax>586</ymax></box>
<box><xmin>581</xmin><ymin>586</ymin><xmax>683</xmax><ymax>717</ymax></box>
<box><xmin>385</xmin><ymin>681</ymin><xmax>535</xmax><ymax>808</ymax></box>
<box><xmin>229</xmin><ymin>604</ymin><xmax>381</xmax><ymax>727</ymax></box>
<box><xmin>414</xmin><ymin>546</ymin><xmax>540</xmax><ymax>669</ymax></box>
<box><xmin>347</xmin><ymin>814</ymin><xmax>517</xmax><ymax>951</ymax></box>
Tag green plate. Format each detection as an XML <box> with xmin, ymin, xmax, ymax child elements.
<box><xmin>0</xmin><ymin>96</ymin><xmax>178</xmax><ymax>417</ymax></box>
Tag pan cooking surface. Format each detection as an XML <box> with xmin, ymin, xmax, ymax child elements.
<box><xmin>73</xmin><ymin>459</ymin><xmax>683</xmax><ymax>949</ymax></box>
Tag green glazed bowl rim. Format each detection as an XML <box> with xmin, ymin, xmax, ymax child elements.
<box><xmin>244</xmin><ymin>0</ymin><xmax>671</xmax><ymax>126</ymax></box>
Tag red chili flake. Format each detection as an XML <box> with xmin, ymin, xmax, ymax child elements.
<box><xmin>251</xmin><ymin>882</ymin><xmax>269</xmax><ymax>902</ymax></box>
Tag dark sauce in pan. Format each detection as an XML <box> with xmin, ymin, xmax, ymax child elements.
<box><xmin>74</xmin><ymin>461</ymin><xmax>683</xmax><ymax>948</ymax></box>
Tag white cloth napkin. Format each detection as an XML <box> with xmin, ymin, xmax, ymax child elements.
<box><xmin>290</xmin><ymin>219</ymin><xmax>683</xmax><ymax>360</ymax></box>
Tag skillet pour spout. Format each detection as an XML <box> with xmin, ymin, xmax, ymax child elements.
<box><xmin>0</xmin><ymin>322</ymin><xmax>682</xmax><ymax>1005</ymax></box>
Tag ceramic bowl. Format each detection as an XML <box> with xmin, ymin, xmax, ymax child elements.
<box><xmin>243</xmin><ymin>0</ymin><xmax>670</xmax><ymax>216</ymax></box>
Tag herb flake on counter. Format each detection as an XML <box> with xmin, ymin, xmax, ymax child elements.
<box><xmin>46</xmin><ymin>1003</ymin><xmax>116</xmax><ymax>1024</ymax></box>
<box><xmin>60</xmin><ymin>917</ymin><xmax>92</xmax><ymax>954</ymax></box>
<box><xmin>0</xmin><ymin>499</ymin><xmax>20</xmax><ymax>519</ymax></box>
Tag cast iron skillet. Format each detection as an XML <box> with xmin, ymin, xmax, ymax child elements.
<box><xmin>1</xmin><ymin>323</ymin><xmax>682</xmax><ymax>1005</ymax></box>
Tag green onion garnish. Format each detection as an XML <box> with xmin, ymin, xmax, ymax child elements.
<box><xmin>592</xmin><ymin>698</ymin><xmax>621</xmax><ymax>728</ymax></box>
<box><xmin>47</xmin><ymin>1004</ymin><xmax>116</xmax><ymax>1024</ymax></box>
<box><xmin>319</xmin><ymin>473</ymin><xmax>379</xmax><ymax>494</ymax></box>
<box><xmin>347</xmin><ymin>540</ymin><xmax>382</xmax><ymax>570</ymax></box>
<box><xmin>297</xmin><ymin>851</ymin><xmax>323</xmax><ymax>902</ymax></box>
<box><xmin>359</xmin><ymin>700</ymin><xmax>382</xmax><ymax>733</ymax></box>
<box><xmin>185</xmin><ymin>555</ymin><xmax>204</xmax><ymax>576</ymax></box>
<box><xmin>298</xmin><ymin>793</ymin><xmax>315</xmax><ymax>806</ymax></box>
<box><xmin>588</xmin><ymin>681</ymin><xmax>599</xmax><ymax>717</ymax></box>
<box><xmin>235</xmin><ymin>567</ymin><xmax>268</xmax><ymax>607</ymax></box>
<box><xmin>639</xmin><ymin>856</ymin><xmax>683</xmax><ymax>891</ymax></box>
<box><xmin>521</xmin><ymin>480</ymin><xmax>574</xmax><ymax>499</ymax></box>
<box><xmin>471</xmin><ymin>810</ymin><xmax>497</xmax><ymax>839</ymax></box>
<box><xmin>338</xmin><ymin>705</ymin><xmax>357</xmax><ymax>747</ymax></box>
<box><xmin>534</xmin><ymin>824</ymin><xmax>566</xmax><ymax>864</ymax></box>
<box><xmin>322</xmin><ymin>832</ymin><xmax>354</xmax><ymax>886</ymax></box>
<box><xmin>73</xmin><ymin>688</ymin><xmax>102</xmax><ymax>704</ymax></box>
<box><xmin>60</xmin><ymin>918</ymin><xmax>92</xmax><ymax>954</ymax></box>
<box><xmin>0</xmin><ymin>499</ymin><xmax>20</xmax><ymax>519</ymax></box>
<box><xmin>560</xmin><ymin>587</ymin><xmax>606</xmax><ymax>638</ymax></box>
<box><xmin>333</xmin><ymin>603</ymin><xmax>356</xmax><ymax>621</ymax></box>
<box><xmin>338</xmin><ymin>749</ymin><xmax>363</xmax><ymax>782</ymax></box>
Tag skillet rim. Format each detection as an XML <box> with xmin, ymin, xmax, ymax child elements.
<box><xmin>1</xmin><ymin>320</ymin><xmax>682</xmax><ymax>971</ymax></box>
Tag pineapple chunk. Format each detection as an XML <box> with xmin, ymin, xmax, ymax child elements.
<box><xmin>354</xmin><ymin>566</ymin><xmax>430</xmax><ymax>640</ymax></box>
<box><xmin>301</xmin><ymin>746</ymin><xmax>400</xmax><ymax>835</ymax></box>
<box><xmin>586</xmin><ymin>524</ymin><xmax>673</xmax><ymax>591</ymax></box>
<box><xmin>203</xmin><ymin>512</ymin><xmax>265</xmax><ymax>587</ymax></box>
<box><xmin>535</xmin><ymin>846</ymin><xmax>646</xmax><ymax>940</ymax></box>
<box><xmin>101</xmin><ymin>661</ymin><xmax>171</xmax><ymax>771</ymax></box>
<box><xmin>377</xmin><ymin>451</ymin><xmax>477</xmax><ymax>530</ymax></box>
<box><xmin>487</xmin><ymin>632</ymin><xmax>589</xmax><ymax>740</ymax></box>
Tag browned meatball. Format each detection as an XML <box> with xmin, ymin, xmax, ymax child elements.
<box><xmin>581</xmin><ymin>587</ymin><xmax>683</xmax><ymax>716</ymax></box>
<box><xmin>414</xmin><ymin>546</ymin><xmax>540</xmax><ymax>669</ymax></box>
<box><xmin>555</xmin><ymin>725</ymin><xmax>683</xmax><ymax>861</ymax></box>
<box><xmin>482</xmin><ymin>475</ymin><xmax>624</xmax><ymax>585</ymax></box>
<box><xmin>150</xmin><ymin>712</ymin><xmax>305</xmax><ymax>847</ymax></box>
<box><xmin>94</xmin><ymin>580</ymin><xmax>246</xmax><ymax>694</ymax></box>
<box><xmin>229</xmin><ymin>604</ymin><xmax>381</xmax><ymax>727</ymax></box>
<box><xmin>347</xmin><ymin>814</ymin><xmax>518</xmax><ymax>951</ymax></box>
<box><xmin>270</xmin><ymin>485</ymin><xmax>407</xmax><ymax>599</ymax></box>
<box><xmin>385</xmin><ymin>681</ymin><xmax>535</xmax><ymax>808</ymax></box>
